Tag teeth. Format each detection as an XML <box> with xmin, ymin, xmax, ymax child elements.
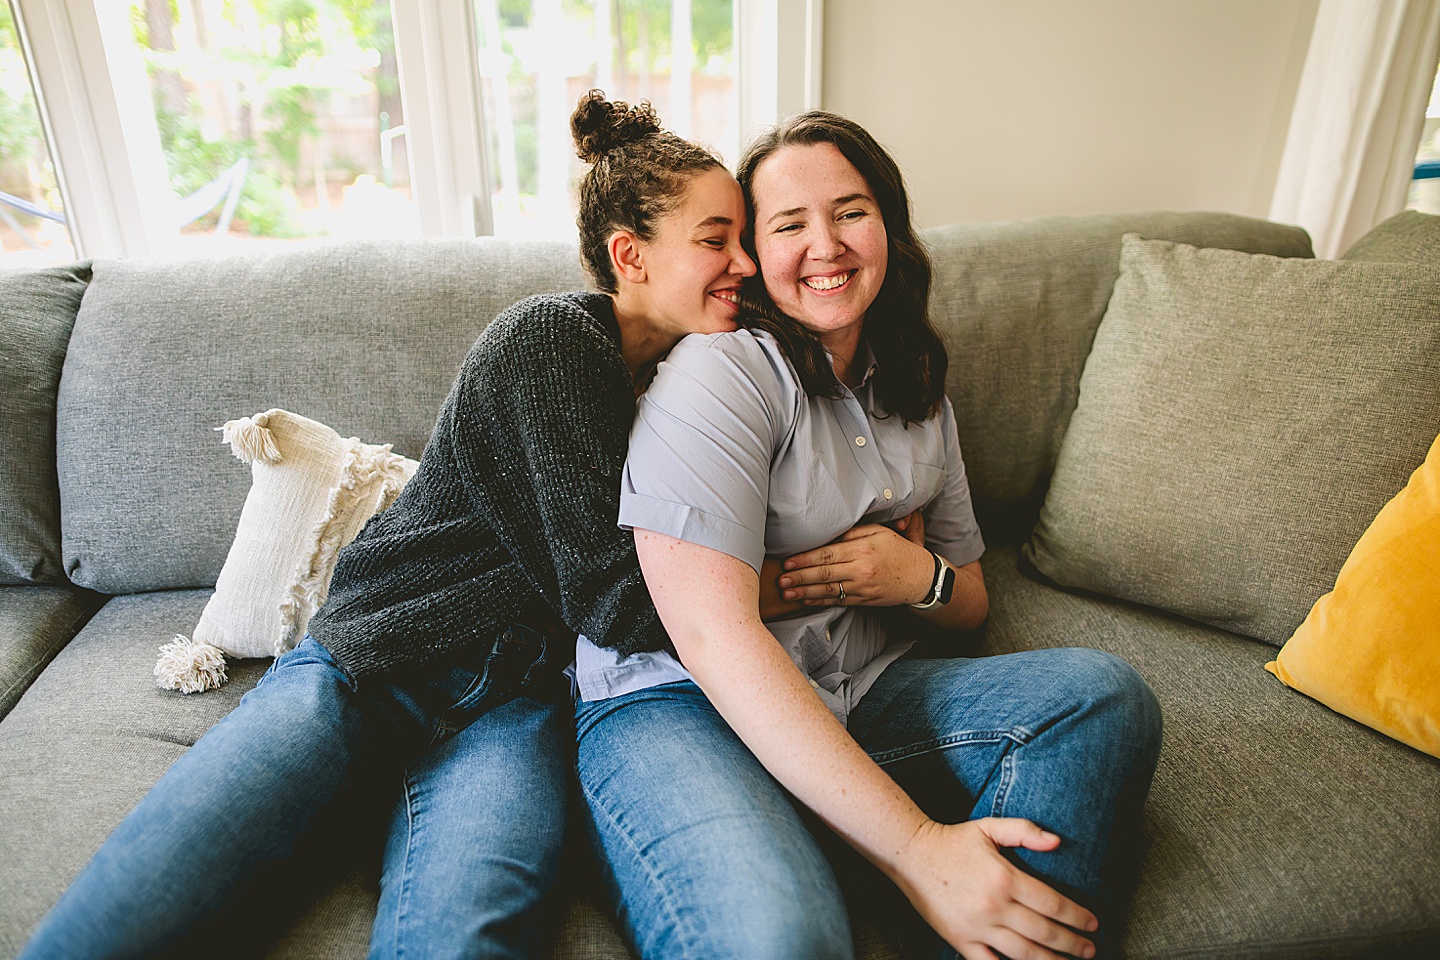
<box><xmin>712</xmin><ymin>290</ymin><xmax>738</xmax><ymax>303</ymax></box>
<box><xmin>804</xmin><ymin>273</ymin><xmax>850</xmax><ymax>291</ymax></box>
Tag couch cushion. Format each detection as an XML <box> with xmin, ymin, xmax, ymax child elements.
<box><xmin>980</xmin><ymin>546</ymin><xmax>1440</xmax><ymax>959</ymax></box>
<box><xmin>1341</xmin><ymin>210</ymin><xmax>1440</xmax><ymax>263</ymax></box>
<box><xmin>1266</xmin><ymin>430</ymin><xmax>1440</xmax><ymax>758</ymax></box>
<box><xmin>0</xmin><ymin>589</ymin><xmax>383</xmax><ymax>958</ymax></box>
<box><xmin>0</xmin><ymin>591</ymin><xmax>267</xmax><ymax>954</ymax></box>
<box><xmin>57</xmin><ymin>240</ymin><xmax>588</xmax><ymax>595</ymax></box>
<box><xmin>923</xmin><ymin>213</ymin><xmax>1313</xmax><ymax>544</ymax></box>
<box><xmin>0</xmin><ymin>585</ymin><xmax>106</xmax><ymax>719</ymax></box>
<box><xmin>0</xmin><ymin>262</ymin><xmax>91</xmax><ymax>584</ymax></box>
<box><xmin>0</xmin><ymin>590</ymin><xmax>643</xmax><ymax>960</ymax></box>
<box><xmin>1024</xmin><ymin>236</ymin><xmax>1440</xmax><ymax>646</ymax></box>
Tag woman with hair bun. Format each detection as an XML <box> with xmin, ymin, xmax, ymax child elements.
<box><xmin>20</xmin><ymin>91</ymin><xmax>757</xmax><ymax>960</ymax></box>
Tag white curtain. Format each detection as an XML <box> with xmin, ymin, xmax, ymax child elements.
<box><xmin>1269</xmin><ymin>0</ymin><xmax>1440</xmax><ymax>258</ymax></box>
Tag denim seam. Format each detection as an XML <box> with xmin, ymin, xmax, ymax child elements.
<box><xmin>991</xmin><ymin>749</ymin><xmax>1017</xmax><ymax>818</ymax></box>
<box><xmin>867</xmin><ymin>726</ymin><xmax>1033</xmax><ymax>766</ymax></box>
<box><xmin>388</xmin><ymin>770</ymin><xmax>421</xmax><ymax>960</ymax></box>
<box><xmin>431</xmin><ymin>675</ymin><xmax>493</xmax><ymax>747</ymax></box>
<box><xmin>578</xmin><ymin>776</ymin><xmax>707</xmax><ymax>960</ymax></box>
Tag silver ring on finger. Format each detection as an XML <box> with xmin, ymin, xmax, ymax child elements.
<box><xmin>836</xmin><ymin>580</ymin><xmax>847</xmax><ymax>604</ymax></box>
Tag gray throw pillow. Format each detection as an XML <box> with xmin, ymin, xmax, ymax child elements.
<box><xmin>1341</xmin><ymin>210</ymin><xmax>1440</xmax><ymax>264</ymax></box>
<box><xmin>0</xmin><ymin>263</ymin><xmax>91</xmax><ymax>584</ymax></box>
<box><xmin>1024</xmin><ymin>235</ymin><xmax>1440</xmax><ymax>646</ymax></box>
<box><xmin>924</xmin><ymin>212</ymin><xmax>1312</xmax><ymax>546</ymax></box>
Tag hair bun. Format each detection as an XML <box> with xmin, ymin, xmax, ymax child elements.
<box><xmin>571</xmin><ymin>90</ymin><xmax>662</xmax><ymax>162</ymax></box>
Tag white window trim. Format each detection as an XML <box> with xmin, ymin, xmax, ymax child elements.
<box><xmin>393</xmin><ymin>0</ymin><xmax>821</xmax><ymax>237</ymax></box>
<box><xmin>12</xmin><ymin>0</ymin><xmax>174</xmax><ymax>258</ymax></box>
<box><xmin>738</xmin><ymin>0</ymin><xmax>824</xmax><ymax>144</ymax></box>
<box><xmin>13</xmin><ymin>0</ymin><xmax>819</xmax><ymax>254</ymax></box>
<box><xmin>390</xmin><ymin>0</ymin><xmax>493</xmax><ymax>237</ymax></box>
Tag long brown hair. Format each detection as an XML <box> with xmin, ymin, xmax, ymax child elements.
<box><xmin>736</xmin><ymin>112</ymin><xmax>947</xmax><ymax>424</ymax></box>
<box><xmin>571</xmin><ymin>90</ymin><xmax>725</xmax><ymax>294</ymax></box>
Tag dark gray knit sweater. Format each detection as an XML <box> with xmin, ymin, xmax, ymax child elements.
<box><xmin>309</xmin><ymin>292</ymin><xmax>667</xmax><ymax>679</ymax></box>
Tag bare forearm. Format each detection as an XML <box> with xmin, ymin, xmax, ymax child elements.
<box><xmin>680</xmin><ymin>620</ymin><xmax>929</xmax><ymax>880</ymax></box>
<box><xmin>913</xmin><ymin>559</ymin><xmax>987</xmax><ymax>631</ymax></box>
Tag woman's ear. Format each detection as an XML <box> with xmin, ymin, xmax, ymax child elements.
<box><xmin>609</xmin><ymin>231</ymin><xmax>646</xmax><ymax>284</ymax></box>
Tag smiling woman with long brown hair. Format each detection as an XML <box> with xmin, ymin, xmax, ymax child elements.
<box><xmin>572</xmin><ymin>112</ymin><xmax>1163</xmax><ymax>960</ymax></box>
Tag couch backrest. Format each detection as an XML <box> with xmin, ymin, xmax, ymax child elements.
<box><xmin>52</xmin><ymin>213</ymin><xmax>1315</xmax><ymax>595</ymax></box>
<box><xmin>0</xmin><ymin>263</ymin><xmax>92</xmax><ymax>585</ymax></box>
<box><xmin>58</xmin><ymin>239</ymin><xmax>586</xmax><ymax>595</ymax></box>
<box><xmin>923</xmin><ymin>212</ymin><xmax>1313</xmax><ymax>544</ymax></box>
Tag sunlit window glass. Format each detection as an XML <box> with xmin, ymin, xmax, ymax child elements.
<box><xmin>125</xmin><ymin>0</ymin><xmax>415</xmax><ymax>253</ymax></box>
<box><xmin>0</xmin><ymin>4</ymin><xmax>75</xmax><ymax>266</ymax></box>
<box><xmin>475</xmin><ymin>0</ymin><xmax>736</xmax><ymax>238</ymax></box>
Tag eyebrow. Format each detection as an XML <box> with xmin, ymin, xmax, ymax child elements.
<box><xmin>765</xmin><ymin>193</ymin><xmax>872</xmax><ymax>225</ymax></box>
<box><xmin>694</xmin><ymin>216</ymin><xmax>736</xmax><ymax>229</ymax></box>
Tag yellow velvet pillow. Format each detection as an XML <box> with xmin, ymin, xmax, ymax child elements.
<box><xmin>1266</xmin><ymin>432</ymin><xmax>1440</xmax><ymax>757</ymax></box>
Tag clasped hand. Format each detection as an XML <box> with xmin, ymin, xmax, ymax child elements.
<box><xmin>778</xmin><ymin>513</ymin><xmax>933</xmax><ymax>607</ymax></box>
<box><xmin>897</xmin><ymin>819</ymin><xmax>1098</xmax><ymax>960</ymax></box>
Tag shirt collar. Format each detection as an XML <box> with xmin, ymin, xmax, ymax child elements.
<box><xmin>822</xmin><ymin>341</ymin><xmax>879</xmax><ymax>392</ymax></box>
<box><xmin>854</xmin><ymin>343</ymin><xmax>879</xmax><ymax>388</ymax></box>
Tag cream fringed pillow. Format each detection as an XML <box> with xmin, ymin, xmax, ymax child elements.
<box><xmin>155</xmin><ymin>409</ymin><xmax>418</xmax><ymax>693</ymax></box>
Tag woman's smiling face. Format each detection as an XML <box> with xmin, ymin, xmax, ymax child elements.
<box><xmin>750</xmin><ymin>142</ymin><xmax>888</xmax><ymax>349</ymax></box>
<box><xmin>639</xmin><ymin>166</ymin><xmax>756</xmax><ymax>338</ymax></box>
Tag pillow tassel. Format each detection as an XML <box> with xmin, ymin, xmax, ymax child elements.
<box><xmin>154</xmin><ymin>635</ymin><xmax>229</xmax><ymax>694</ymax></box>
<box><xmin>219</xmin><ymin>413</ymin><xmax>282</xmax><ymax>465</ymax></box>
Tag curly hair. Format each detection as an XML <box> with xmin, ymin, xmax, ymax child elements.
<box><xmin>571</xmin><ymin>90</ymin><xmax>725</xmax><ymax>293</ymax></box>
<box><xmin>736</xmin><ymin>112</ymin><xmax>947</xmax><ymax>425</ymax></box>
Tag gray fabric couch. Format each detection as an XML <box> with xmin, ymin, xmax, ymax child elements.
<box><xmin>2</xmin><ymin>211</ymin><xmax>1437</xmax><ymax>959</ymax></box>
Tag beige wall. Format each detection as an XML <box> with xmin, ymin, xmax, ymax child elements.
<box><xmin>821</xmin><ymin>0</ymin><xmax>1320</xmax><ymax>228</ymax></box>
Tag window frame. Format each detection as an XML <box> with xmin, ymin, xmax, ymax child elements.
<box><xmin>9</xmin><ymin>0</ymin><xmax>822</xmax><ymax>259</ymax></box>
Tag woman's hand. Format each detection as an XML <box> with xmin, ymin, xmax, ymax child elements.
<box><xmin>894</xmin><ymin>819</ymin><xmax>1098</xmax><ymax>960</ymax></box>
<box><xmin>779</xmin><ymin>522</ymin><xmax>933</xmax><ymax>607</ymax></box>
<box><xmin>757</xmin><ymin>557</ymin><xmax>803</xmax><ymax>620</ymax></box>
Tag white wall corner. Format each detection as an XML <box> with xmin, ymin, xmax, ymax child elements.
<box><xmin>737</xmin><ymin>0</ymin><xmax>823</xmax><ymax>147</ymax></box>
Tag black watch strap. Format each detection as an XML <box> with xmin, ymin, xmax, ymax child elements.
<box><xmin>911</xmin><ymin>550</ymin><xmax>953</xmax><ymax>609</ymax></box>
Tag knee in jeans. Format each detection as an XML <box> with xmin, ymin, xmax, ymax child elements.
<box><xmin>1055</xmin><ymin>649</ymin><xmax>1162</xmax><ymax>751</ymax></box>
<box><xmin>257</xmin><ymin>642</ymin><xmax>361</xmax><ymax>728</ymax></box>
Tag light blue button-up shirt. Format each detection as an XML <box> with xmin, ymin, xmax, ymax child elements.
<box><xmin>573</xmin><ymin>328</ymin><xmax>984</xmax><ymax>724</ymax></box>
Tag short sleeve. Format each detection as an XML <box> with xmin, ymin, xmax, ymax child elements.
<box><xmin>923</xmin><ymin>399</ymin><xmax>986</xmax><ymax>566</ymax></box>
<box><xmin>620</xmin><ymin>333</ymin><xmax>789</xmax><ymax>575</ymax></box>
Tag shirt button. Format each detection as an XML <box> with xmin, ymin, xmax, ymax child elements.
<box><xmin>808</xmin><ymin>678</ymin><xmax>820</xmax><ymax>689</ymax></box>
<box><xmin>855</xmin><ymin>436</ymin><xmax>867</xmax><ymax>447</ymax></box>
<box><xmin>883</xmin><ymin>488</ymin><xmax>893</xmax><ymax>500</ymax></box>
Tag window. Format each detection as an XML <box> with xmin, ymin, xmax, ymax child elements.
<box><xmin>0</xmin><ymin>2</ymin><xmax>74</xmax><ymax>264</ymax></box>
<box><xmin>123</xmin><ymin>0</ymin><xmax>418</xmax><ymax>255</ymax></box>
<box><xmin>1408</xmin><ymin>61</ymin><xmax>1440</xmax><ymax>215</ymax></box>
<box><xmin>4</xmin><ymin>0</ymin><xmax>817</xmax><ymax>260</ymax></box>
<box><xmin>474</xmin><ymin>0</ymin><xmax>738</xmax><ymax>239</ymax></box>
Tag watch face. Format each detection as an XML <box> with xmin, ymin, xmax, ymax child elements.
<box><xmin>937</xmin><ymin>565</ymin><xmax>957</xmax><ymax>605</ymax></box>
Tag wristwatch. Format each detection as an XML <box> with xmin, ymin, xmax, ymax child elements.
<box><xmin>910</xmin><ymin>551</ymin><xmax>956</xmax><ymax>610</ymax></box>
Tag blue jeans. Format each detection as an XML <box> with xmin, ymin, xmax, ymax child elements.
<box><xmin>575</xmin><ymin>648</ymin><xmax>1162</xmax><ymax>960</ymax></box>
<box><xmin>20</xmin><ymin>633</ymin><xmax>572</xmax><ymax>960</ymax></box>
